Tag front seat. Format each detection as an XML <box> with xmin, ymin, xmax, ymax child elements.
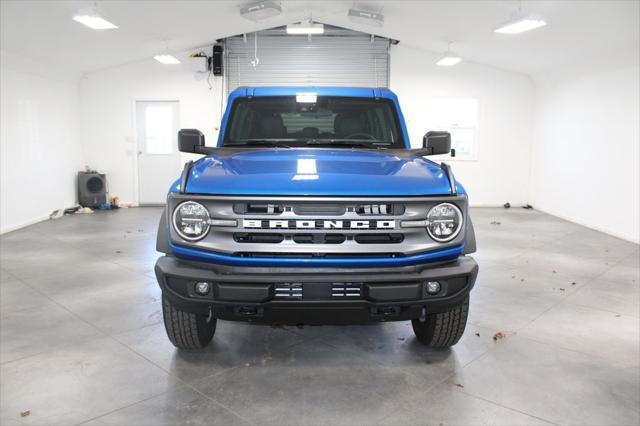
<box><xmin>257</xmin><ymin>114</ymin><xmax>286</xmax><ymax>138</ymax></box>
<box><xmin>334</xmin><ymin>113</ymin><xmax>365</xmax><ymax>138</ymax></box>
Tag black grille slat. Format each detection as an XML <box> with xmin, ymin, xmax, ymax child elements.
<box><xmin>293</xmin><ymin>204</ymin><xmax>346</xmax><ymax>216</ymax></box>
<box><xmin>234</xmin><ymin>233</ymin><xmax>284</xmax><ymax>243</ymax></box>
<box><xmin>354</xmin><ymin>234</ymin><xmax>404</xmax><ymax>244</ymax></box>
<box><xmin>293</xmin><ymin>234</ymin><xmax>346</xmax><ymax>244</ymax></box>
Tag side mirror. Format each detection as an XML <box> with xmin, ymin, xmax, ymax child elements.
<box><xmin>178</xmin><ymin>129</ymin><xmax>206</xmax><ymax>154</ymax></box>
<box><xmin>422</xmin><ymin>131</ymin><xmax>451</xmax><ymax>155</ymax></box>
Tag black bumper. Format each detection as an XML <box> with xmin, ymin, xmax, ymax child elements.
<box><xmin>155</xmin><ymin>256</ymin><xmax>478</xmax><ymax>325</ymax></box>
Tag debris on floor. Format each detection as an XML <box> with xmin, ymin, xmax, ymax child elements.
<box><xmin>397</xmin><ymin>337</ymin><xmax>405</xmax><ymax>341</ymax></box>
<box><xmin>64</xmin><ymin>206</ymin><xmax>81</xmax><ymax>215</ymax></box>
<box><xmin>490</xmin><ymin>221</ymin><xmax>501</xmax><ymax>225</ymax></box>
<box><xmin>20</xmin><ymin>410</ymin><xmax>30</xmax><ymax>417</ymax></box>
<box><xmin>522</xmin><ymin>204</ymin><xmax>533</xmax><ymax>209</ymax></box>
<box><xmin>49</xmin><ymin>209</ymin><xmax>63</xmax><ymax>219</ymax></box>
<box><xmin>571</xmin><ymin>282</ymin><xmax>577</xmax><ymax>286</ymax></box>
<box><xmin>454</xmin><ymin>383</ymin><xmax>465</xmax><ymax>388</ymax></box>
<box><xmin>493</xmin><ymin>331</ymin><xmax>506</xmax><ymax>341</ymax></box>
<box><xmin>475</xmin><ymin>332</ymin><xmax>480</xmax><ymax>337</ymax></box>
<box><xmin>559</xmin><ymin>288</ymin><xmax>566</xmax><ymax>291</ymax></box>
<box><xmin>503</xmin><ymin>202</ymin><xmax>511</xmax><ymax>209</ymax></box>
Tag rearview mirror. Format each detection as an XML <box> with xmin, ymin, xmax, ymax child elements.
<box><xmin>178</xmin><ymin>129</ymin><xmax>206</xmax><ymax>154</ymax></box>
<box><xmin>422</xmin><ymin>131</ymin><xmax>451</xmax><ymax>155</ymax></box>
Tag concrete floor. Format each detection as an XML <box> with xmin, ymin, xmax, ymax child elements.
<box><xmin>0</xmin><ymin>207</ymin><xmax>638</xmax><ymax>425</ymax></box>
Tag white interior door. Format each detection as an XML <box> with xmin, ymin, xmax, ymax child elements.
<box><xmin>136</xmin><ymin>101</ymin><xmax>181</xmax><ymax>205</ymax></box>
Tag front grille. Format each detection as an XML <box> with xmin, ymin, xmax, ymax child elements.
<box><xmin>168</xmin><ymin>195</ymin><xmax>467</xmax><ymax>258</ymax></box>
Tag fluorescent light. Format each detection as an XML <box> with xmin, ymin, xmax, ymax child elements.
<box><xmin>436</xmin><ymin>56</ymin><xmax>462</xmax><ymax>66</ymax></box>
<box><xmin>286</xmin><ymin>21</ymin><xmax>324</xmax><ymax>35</ymax></box>
<box><xmin>72</xmin><ymin>14</ymin><xmax>118</xmax><ymax>30</ymax></box>
<box><xmin>240</xmin><ymin>1</ymin><xmax>282</xmax><ymax>21</ymax></box>
<box><xmin>154</xmin><ymin>55</ymin><xmax>181</xmax><ymax>65</ymax></box>
<box><xmin>296</xmin><ymin>93</ymin><xmax>317</xmax><ymax>103</ymax></box>
<box><xmin>494</xmin><ymin>17</ymin><xmax>546</xmax><ymax>34</ymax></box>
<box><xmin>348</xmin><ymin>8</ymin><xmax>384</xmax><ymax>27</ymax></box>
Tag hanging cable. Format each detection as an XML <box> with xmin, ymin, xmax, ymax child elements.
<box><xmin>250</xmin><ymin>31</ymin><xmax>260</xmax><ymax>68</ymax></box>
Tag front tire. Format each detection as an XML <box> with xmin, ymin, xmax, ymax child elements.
<box><xmin>412</xmin><ymin>297</ymin><xmax>469</xmax><ymax>348</ymax></box>
<box><xmin>162</xmin><ymin>295</ymin><xmax>216</xmax><ymax>350</ymax></box>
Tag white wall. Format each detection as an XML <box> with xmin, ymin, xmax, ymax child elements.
<box><xmin>82</xmin><ymin>44</ymin><xmax>535</xmax><ymax>208</ymax></box>
<box><xmin>80</xmin><ymin>52</ymin><xmax>222</xmax><ymax>205</ymax></box>
<box><xmin>390</xmin><ymin>44</ymin><xmax>534</xmax><ymax>206</ymax></box>
<box><xmin>0</xmin><ymin>52</ymin><xmax>83</xmax><ymax>233</ymax></box>
<box><xmin>530</xmin><ymin>66</ymin><xmax>640</xmax><ymax>243</ymax></box>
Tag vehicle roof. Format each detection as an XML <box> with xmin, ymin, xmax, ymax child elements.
<box><xmin>228</xmin><ymin>86</ymin><xmax>398</xmax><ymax>101</ymax></box>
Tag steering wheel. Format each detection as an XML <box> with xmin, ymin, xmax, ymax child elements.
<box><xmin>343</xmin><ymin>133</ymin><xmax>376</xmax><ymax>140</ymax></box>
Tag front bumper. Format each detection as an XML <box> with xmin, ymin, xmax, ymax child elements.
<box><xmin>155</xmin><ymin>256</ymin><xmax>478</xmax><ymax>325</ymax></box>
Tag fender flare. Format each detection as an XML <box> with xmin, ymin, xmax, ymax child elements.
<box><xmin>463</xmin><ymin>215</ymin><xmax>477</xmax><ymax>254</ymax></box>
<box><xmin>156</xmin><ymin>208</ymin><xmax>172</xmax><ymax>254</ymax></box>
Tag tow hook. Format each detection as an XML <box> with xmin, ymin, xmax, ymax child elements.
<box><xmin>419</xmin><ymin>306</ymin><xmax>427</xmax><ymax>322</ymax></box>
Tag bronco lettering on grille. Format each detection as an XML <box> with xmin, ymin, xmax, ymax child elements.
<box><xmin>242</xmin><ymin>219</ymin><xmax>395</xmax><ymax>230</ymax></box>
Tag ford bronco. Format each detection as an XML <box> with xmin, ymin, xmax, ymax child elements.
<box><xmin>155</xmin><ymin>86</ymin><xmax>478</xmax><ymax>350</ymax></box>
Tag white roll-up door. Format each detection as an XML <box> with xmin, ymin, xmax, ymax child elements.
<box><xmin>224</xmin><ymin>25</ymin><xmax>391</xmax><ymax>93</ymax></box>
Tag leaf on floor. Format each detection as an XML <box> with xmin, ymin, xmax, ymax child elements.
<box><xmin>493</xmin><ymin>331</ymin><xmax>506</xmax><ymax>341</ymax></box>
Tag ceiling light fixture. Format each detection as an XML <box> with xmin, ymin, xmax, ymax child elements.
<box><xmin>436</xmin><ymin>43</ymin><xmax>461</xmax><ymax>66</ymax></box>
<box><xmin>72</xmin><ymin>7</ymin><xmax>118</xmax><ymax>30</ymax></box>
<box><xmin>494</xmin><ymin>17</ymin><xmax>546</xmax><ymax>34</ymax></box>
<box><xmin>286</xmin><ymin>19</ymin><xmax>324</xmax><ymax>35</ymax></box>
<box><xmin>154</xmin><ymin>54</ymin><xmax>181</xmax><ymax>65</ymax></box>
<box><xmin>347</xmin><ymin>8</ymin><xmax>384</xmax><ymax>27</ymax></box>
<box><xmin>240</xmin><ymin>1</ymin><xmax>282</xmax><ymax>22</ymax></box>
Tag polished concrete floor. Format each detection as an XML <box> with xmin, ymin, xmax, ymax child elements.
<box><xmin>0</xmin><ymin>207</ymin><xmax>638</xmax><ymax>425</ymax></box>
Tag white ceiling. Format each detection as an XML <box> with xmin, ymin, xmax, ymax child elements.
<box><xmin>1</xmin><ymin>0</ymin><xmax>638</xmax><ymax>79</ymax></box>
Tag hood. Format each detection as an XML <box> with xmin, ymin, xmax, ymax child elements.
<box><xmin>179</xmin><ymin>149</ymin><xmax>458</xmax><ymax>197</ymax></box>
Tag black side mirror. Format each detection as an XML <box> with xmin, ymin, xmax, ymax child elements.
<box><xmin>422</xmin><ymin>131</ymin><xmax>451</xmax><ymax>155</ymax></box>
<box><xmin>178</xmin><ymin>129</ymin><xmax>206</xmax><ymax>154</ymax></box>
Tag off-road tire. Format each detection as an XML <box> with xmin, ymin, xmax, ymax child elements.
<box><xmin>412</xmin><ymin>297</ymin><xmax>469</xmax><ymax>348</ymax></box>
<box><xmin>162</xmin><ymin>295</ymin><xmax>216</xmax><ymax>350</ymax></box>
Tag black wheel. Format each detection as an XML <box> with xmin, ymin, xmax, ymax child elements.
<box><xmin>412</xmin><ymin>297</ymin><xmax>469</xmax><ymax>348</ymax></box>
<box><xmin>162</xmin><ymin>295</ymin><xmax>216</xmax><ymax>350</ymax></box>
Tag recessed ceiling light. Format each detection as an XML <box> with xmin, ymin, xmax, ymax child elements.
<box><xmin>240</xmin><ymin>1</ymin><xmax>282</xmax><ymax>21</ymax></box>
<box><xmin>494</xmin><ymin>17</ymin><xmax>547</xmax><ymax>34</ymax></box>
<box><xmin>286</xmin><ymin>20</ymin><xmax>324</xmax><ymax>35</ymax></box>
<box><xmin>347</xmin><ymin>8</ymin><xmax>384</xmax><ymax>27</ymax></box>
<box><xmin>72</xmin><ymin>13</ymin><xmax>118</xmax><ymax>30</ymax></box>
<box><xmin>436</xmin><ymin>56</ymin><xmax>462</xmax><ymax>66</ymax></box>
<box><xmin>154</xmin><ymin>55</ymin><xmax>181</xmax><ymax>65</ymax></box>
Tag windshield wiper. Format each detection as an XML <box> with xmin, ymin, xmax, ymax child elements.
<box><xmin>226</xmin><ymin>139</ymin><xmax>292</xmax><ymax>148</ymax></box>
<box><xmin>306</xmin><ymin>139</ymin><xmax>390</xmax><ymax>149</ymax></box>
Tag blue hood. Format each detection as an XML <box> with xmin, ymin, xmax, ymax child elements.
<box><xmin>177</xmin><ymin>149</ymin><xmax>459</xmax><ymax>197</ymax></box>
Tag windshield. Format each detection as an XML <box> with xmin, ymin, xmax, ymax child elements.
<box><xmin>222</xmin><ymin>96</ymin><xmax>405</xmax><ymax>149</ymax></box>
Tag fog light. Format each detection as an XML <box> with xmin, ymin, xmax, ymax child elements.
<box><xmin>426</xmin><ymin>281</ymin><xmax>441</xmax><ymax>295</ymax></box>
<box><xmin>194</xmin><ymin>281</ymin><xmax>211</xmax><ymax>295</ymax></box>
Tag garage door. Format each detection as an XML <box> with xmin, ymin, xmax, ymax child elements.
<box><xmin>224</xmin><ymin>25</ymin><xmax>391</xmax><ymax>92</ymax></box>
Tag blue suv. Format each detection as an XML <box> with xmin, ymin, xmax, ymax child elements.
<box><xmin>155</xmin><ymin>87</ymin><xmax>478</xmax><ymax>349</ymax></box>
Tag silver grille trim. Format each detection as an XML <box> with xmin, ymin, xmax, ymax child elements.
<box><xmin>168</xmin><ymin>194</ymin><xmax>467</xmax><ymax>256</ymax></box>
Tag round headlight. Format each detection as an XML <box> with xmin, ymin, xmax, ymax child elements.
<box><xmin>173</xmin><ymin>201</ymin><xmax>210</xmax><ymax>241</ymax></box>
<box><xmin>426</xmin><ymin>203</ymin><xmax>463</xmax><ymax>242</ymax></box>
